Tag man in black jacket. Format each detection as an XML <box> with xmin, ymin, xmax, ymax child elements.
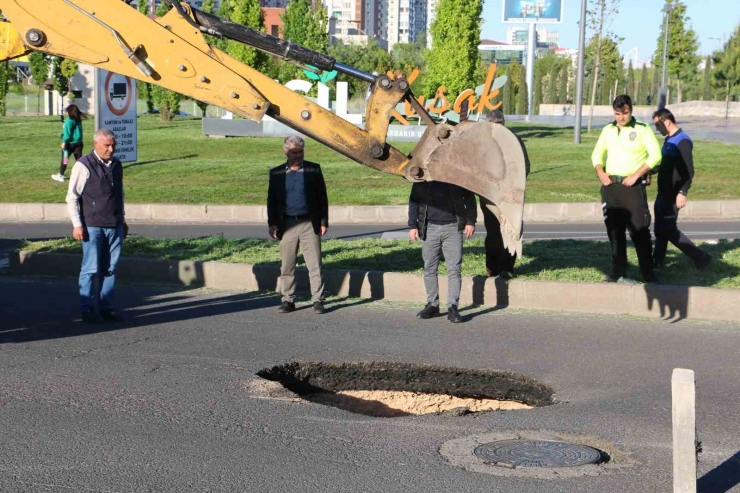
<box><xmin>651</xmin><ymin>108</ymin><xmax>712</xmax><ymax>270</ymax></box>
<box><xmin>408</xmin><ymin>180</ymin><xmax>477</xmax><ymax>323</ymax></box>
<box><xmin>267</xmin><ymin>136</ymin><xmax>329</xmax><ymax>314</ymax></box>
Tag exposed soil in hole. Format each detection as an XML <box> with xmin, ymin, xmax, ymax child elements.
<box><xmin>308</xmin><ymin>390</ymin><xmax>532</xmax><ymax>417</ymax></box>
<box><xmin>257</xmin><ymin>361</ymin><xmax>553</xmax><ymax>418</ymax></box>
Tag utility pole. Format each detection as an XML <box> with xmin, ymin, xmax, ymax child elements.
<box><xmin>574</xmin><ymin>0</ymin><xmax>587</xmax><ymax>144</ymax></box>
<box><xmin>658</xmin><ymin>1</ymin><xmax>674</xmax><ymax>109</ymax></box>
<box><xmin>526</xmin><ymin>23</ymin><xmax>536</xmax><ymax>119</ymax></box>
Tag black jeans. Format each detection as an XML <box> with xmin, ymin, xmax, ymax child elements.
<box><xmin>653</xmin><ymin>193</ymin><xmax>707</xmax><ymax>266</ymax></box>
<box><xmin>481</xmin><ymin>202</ymin><xmax>517</xmax><ymax>276</ymax></box>
<box><xmin>601</xmin><ymin>183</ymin><xmax>653</xmax><ymax>280</ymax></box>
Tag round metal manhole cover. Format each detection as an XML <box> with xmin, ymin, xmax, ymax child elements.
<box><xmin>474</xmin><ymin>439</ymin><xmax>602</xmax><ymax>468</ymax></box>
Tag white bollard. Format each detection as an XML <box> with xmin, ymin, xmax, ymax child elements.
<box><xmin>672</xmin><ymin>368</ymin><xmax>697</xmax><ymax>493</ymax></box>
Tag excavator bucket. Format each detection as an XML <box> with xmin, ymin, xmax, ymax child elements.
<box><xmin>409</xmin><ymin>121</ymin><xmax>527</xmax><ymax>257</ymax></box>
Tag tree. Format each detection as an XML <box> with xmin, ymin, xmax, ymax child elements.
<box><xmin>201</xmin><ymin>0</ymin><xmax>216</xmax><ymax>14</ymax></box>
<box><xmin>625</xmin><ymin>59</ymin><xmax>635</xmax><ymax>97</ymax></box>
<box><xmin>546</xmin><ymin>63</ymin><xmax>558</xmax><ymax>104</ymax></box>
<box><xmin>508</xmin><ymin>58</ymin><xmax>521</xmax><ymax>100</ymax></box>
<box><xmin>636</xmin><ymin>65</ymin><xmax>648</xmax><ymax>105</ymax></box>
<box><xmin>516</xmin><ymin>66</ymin><xmax>528</xmax><ymax>114</ymax></box>
<box><xmin>151</xmin><ymin>5</ymin><xmax>183</xmax><ymax>120</ymax></box>
<box><xmin>503</xmin><ymin>67</ymin><xmax>514</xmax><ymax>114</ymax></box>
<box><xmin>558</xmin><ymin>64</ymin><xmax>569</xmax><ymax>104</ymax></box>
<box><xmin>150</xmin><ymin>85</ymin><xmax>181</xmax><ymax>121</ymax></box>
<box><xmin>0</xmin><ymin>61</ymin><xmax>9</xmax><ymax>116</ymax></box>
<box><xmin>226</xmin><ymin>0</ymin><xmax>268</xmax><ymax>71</ymax></box>
<box><xmin>137</xmin><ymin>0</ymin><xmax>148</xmax><ymax>15</ymax></box>
<box><xmin>652</xmin><ymin>0</ymin><xmax>699</xmax><ymax>103</ymax></box>
<box><xmin>423</xmin><ymin>0</ymin><xmax>483</xmax><ymax>98</ymax></box>
<box><xmin>279</xmin><ymin>0</ymin><xmax>328</xmax><ymax>83</ymax></box>
<box><xmin>533</xmin><ymin>68</ymin><xmax>543</xmax><ymax>114</ymax></box>
<box><xmin>650</xmin><ymin>62</ymin><xmax>658</xmax><ymax>104</ymax></box>
<box><xmin>51</xmin><ymin>57</ymin><xmax>68</xmax><ymax>112</ymax></box>
<box><xmin>701</xmin><ymin>55</ymin><xmax>713</xmax><ymax>101</ymax></box>
<box><xmin>329</xmin><ymin>39</ymin><xmax>392</xmax><ymax>98</ymax></box>
<box><xmin>586</xmin><ymin>0</ymin><xmax>621</xmax><ymax>131</ymax></box>
<box><xmin>29</xmin><ymin>52</ymin><xmax>50</xmax><ymax>115</ymax></box>
<box><xmin>60</xmin><ymin>59</ymin><xmax>78</xmax><ymax>99</ymax></box>
<box><xmin>714</xmin><ymin>23</ymin><xmax>740</xmax><ymax>106</ymax></box>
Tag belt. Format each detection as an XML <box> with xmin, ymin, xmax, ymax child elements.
<box><xmin>609</xmin><ymin>175</ymin><xmax>646</xmax><ymax>185</ymax></box>
<box><xmin>284</xmin><ymin>213</ymin><xmax>310</xmax><ymax>221</ymax></box>
<box><xmin>609</xmin><ymin>175</ymin><xmax>627</xmax><ymax>184</ymax></box>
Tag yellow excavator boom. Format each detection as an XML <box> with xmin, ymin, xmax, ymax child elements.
<box><xmin>0</xmin><ymin>0</ymin><xmax>526</xmax><ymax>256</ymax></box>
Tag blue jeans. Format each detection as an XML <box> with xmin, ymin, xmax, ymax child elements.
<box><xmin>79</xmin><ymin>225</ymin><xmax>123</xmax><ymax>312</ymax></box>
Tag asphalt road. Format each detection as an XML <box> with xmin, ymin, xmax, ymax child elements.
<box><xmin>1</xmin><ymin>277</ymin><xmax>740</xmax><ymax>492</ymax></box>
<box><xmin>2</xmin><ymin>220</ymin><xmax>740</xmax><ymax>244</ymax></box>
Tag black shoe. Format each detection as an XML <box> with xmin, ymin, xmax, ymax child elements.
<box><xmin>643</xmin><ymin>272</ymin><xmax>659</xmax><ymax>284</ymax></box>
<box><xmin>81</xmin><ymin>309</ymin><xmax>104</xmax><ymax>324</ymax></box>
<box><xmin>313</xmin><ymin>301</ymin><xmax>325</xmax><ymax>314</ymax></box>
<box><xmin>278</xmin><ymin>301</ymin><xmax>295</xmax><ymax>313</ymax></box>
<box><xmin>447</xmin><ymin>305</ymin><xmax>462</xmax><ymax>323</ymax></box>
<box><xmin>416</xmin><ymin>303</ymin><xmax>440</xmax><ymax>319</ymax></box>
<box><xmin>695</xmin><ymin>254</ymin><xmax>712</xmax><ymax>270</ymax></box>
<box><xmin>100</xmin><ymin>309</ymin><xmax>123</xmax><ymax>322</ymax></box>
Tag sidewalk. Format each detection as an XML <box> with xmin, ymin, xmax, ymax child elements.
<box><xmin>2</xmin><ymin>199</ymin><xmax>740</xmax><ymax>224</ymax></box>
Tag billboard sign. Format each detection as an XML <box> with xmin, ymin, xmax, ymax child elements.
<box><xmin>94</xmin><ymin>69</ymin><xmax>138</xmax><ymax>163</ymax></box>
<box><xmin>502</xmin><ymin>0</ymin><xmax>563</xmax><ymax>23</ymax></box>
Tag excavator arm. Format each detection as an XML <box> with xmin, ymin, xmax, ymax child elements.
<box><xmin>0</xmin><ymin>0</ymin><xmax>526</xmax><ymax>256</ymax></box>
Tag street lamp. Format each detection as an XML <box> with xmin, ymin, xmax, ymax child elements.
<box><xmin>658</xmin><ymin>1</ymin><xmax>674</xmax><ymax>109</ymax></box>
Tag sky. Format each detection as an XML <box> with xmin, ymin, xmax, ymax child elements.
<box><xmin>480</xmin><ymin>0</ymin><xmax>740</xmax><ymax>63</ymax></box>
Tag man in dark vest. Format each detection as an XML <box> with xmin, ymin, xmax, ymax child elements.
<box><xmin>267</xmin><ymin>135</ymin><xmax>329</xmax><ymax>314</ymax></box>
<box><xmin>65</xmin><ymin>128</ymin><xmax>128</xmax><ymax>323</ymax></box>
<box><xmin>408</xmin><ymin>180</ymin><xmax>477</xmax><ymax>323</ymax></box>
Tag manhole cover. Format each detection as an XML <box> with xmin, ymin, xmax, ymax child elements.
<box><xmin>474</xmin><ymin>439</ymin><xmax>602</xmax><ymax>468</ymax></box>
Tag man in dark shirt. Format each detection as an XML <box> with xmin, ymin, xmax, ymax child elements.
<box><xmin>651</xmin><ymin>108</ymin><xmax>712</xmax><ymax>269</ymax></box>
<box><xmin>267</xmin><ymin>136</ymin><xmax>329</xmax><ymax>314</ymax></box>
<box><xmin>408</xmin><ymin>181</ymin><xmax>477</xmax><ymax>323</ymax></box>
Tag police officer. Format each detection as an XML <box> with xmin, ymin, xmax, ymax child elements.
<box><xmin>651</xmin><ymin>108</ymin><xmax>712</xmax><ymax>270</ymax></box>
<box><xmin>591</xmin><ymin>94</ymin><xmax>662</xmax><ymax>283</ymax></box>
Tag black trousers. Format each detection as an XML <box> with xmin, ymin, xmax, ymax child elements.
<box><xmin>653</xmin><ymin>193</ymin><xmax>707</xmax><ymax>266</ymax></box>
<box><xmin>601</xmin><ymin>183</ymin><xmax>653</xmax><ymax>279</ymax></box>
<box><xmin>481</xmin><ymin>199</ymin><xmax>517</xmax><ymax>276</ymax></box>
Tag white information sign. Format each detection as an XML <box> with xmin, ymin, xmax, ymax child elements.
<box><xmin>94</xmin><ymin>69</ymin><xmax>137</xmax><ymax>162</ymax></box>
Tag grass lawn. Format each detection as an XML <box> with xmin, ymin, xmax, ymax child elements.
<box><xmin>1</xmin><ymin>115</ymin><xmax>738</xmax><ymax>205</ymax></box>
<box><xmin>20</xmin><ymin>236</ymin><xmax>740</xmax><ymax>289</ymax></box>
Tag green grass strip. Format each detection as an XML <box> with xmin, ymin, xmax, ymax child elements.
<box><xmin>1</xmin><ymin>115</ymin><xmax>739</xmax><ymax>204</ymax></box>
<box><xmin>19</xmin><ymin>236</ymin><xmax>740</xmax><ymax>289</ymax></box>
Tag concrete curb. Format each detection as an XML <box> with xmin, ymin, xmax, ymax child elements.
<box><xmin>10</xmin><ymin>251</ymin><xmax>739</xmax><ymax>322</ymax></box>
<box><xmin>2</xmin><ymin>200</ymin><xmax>740</xmax><ymax>224</ymax></box>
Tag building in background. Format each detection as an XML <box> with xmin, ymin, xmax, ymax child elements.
<box><xmin>263</xmin><ymin>8</ymin><xmax>285</xmax><ymax>38</ymax></box>
<box><xmin>478</xmin><ymin>39</ymin><xmax>525</xmax><ymax>66</ymax></box>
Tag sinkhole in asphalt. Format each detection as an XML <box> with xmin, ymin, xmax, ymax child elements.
<box><xmin>256</xmin><ymin>361</ymin><xmax>555</xmax><ymax>418</ymax></box>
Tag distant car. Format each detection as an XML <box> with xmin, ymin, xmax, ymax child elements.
<box><xmin>109</xmin><ymin>82</ymin><xmax>127</xmax><ymax>101</ymax></box>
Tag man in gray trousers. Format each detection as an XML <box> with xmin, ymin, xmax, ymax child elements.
<box><xmin>408</xmin><ymin>180</ymin><xmax>477</xmax><ymax>323</ymax></box>
<box><xmin>267</xmin><ymin>136</ymin><xmax>329</xmax><ymax>314</ymax></box>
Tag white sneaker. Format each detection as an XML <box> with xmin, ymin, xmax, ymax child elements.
<box><xmin>51</xmin><ymin>174</ymin><xmax>65</xmax><ymax>182</ymax></box>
